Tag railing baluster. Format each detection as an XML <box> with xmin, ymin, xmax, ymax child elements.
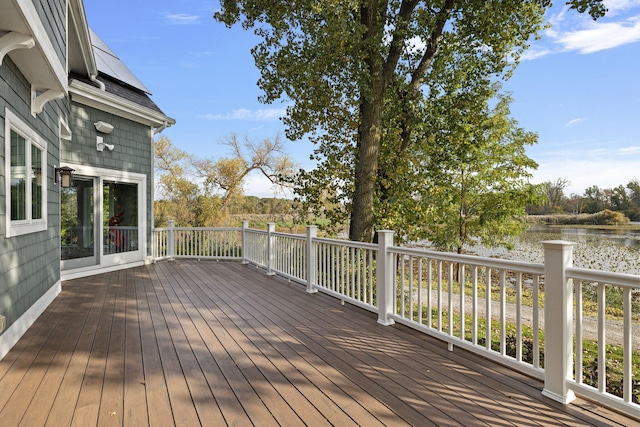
<box><xmin>500</xmin><ymin>269</ymin><xmax>506</xmax><ymax>356</ymax></box>
<box><xmin>485</xmin><ymin>267</ymin><xmax>492</xmax><ymax>351</ymax></box>
<box><xmin>597</xmin><ymin>282</ymin><xmax>606</xmax><ymax>394</ymax></box>
<box><xmin>575</xmin><ymin>279</ymin><xmax>583</xmax><ymax>384</ymax></box>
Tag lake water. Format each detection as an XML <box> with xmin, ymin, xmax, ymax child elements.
<box><xmin>526</xmin><ymin>225</ymin><xmax>640</xmax><ymax>247</ymax></box>
<box><xmin>464</xmin><ymin>224</ymin><xmax>640</xmax><ymax>275</ymax></box>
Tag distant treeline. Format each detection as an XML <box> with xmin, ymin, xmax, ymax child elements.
<box><xmin>529</xmin><ymin>178</ymin><xmax>640</xmax><ymax>221</ymax></box>
<box><xmin>528</xmin><ymin>210</ymin><xmax>630</xmax><ymax>226</ymax></box>
<box><xmin>155</xmin><ymin>195</ymin><xmax>297</xmax><ymax>228</ymax></box>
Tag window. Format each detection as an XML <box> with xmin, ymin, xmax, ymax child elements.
<box><xmin>5</xmin><ymin>109</ymin><xmax>47</xmax><ymax>237</ymax></box>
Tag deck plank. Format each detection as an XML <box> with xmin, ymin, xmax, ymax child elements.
<box><xmin>178</xmin><ymin>263</ymin><xmax>364</xmax><ymax>427</ymax></box>
<box><xmin>121</xmin><ymin>268</ymin><xmax>149</xmax><ymax>427</ymax></box>
<box><xmin>45</xmin><ymin>275</ymin><xmax>113</xmax><ymax>426</ymax></box>
<box><xmin>0</xmin><ymin>260</ymin><xmax>637</xmax><ymax>427</ymax></box>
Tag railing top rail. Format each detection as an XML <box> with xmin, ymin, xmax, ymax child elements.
<box><xmin>312</xmin><ymin>237</ymin><xmax>378</xmax><ymax>251</ymax></box>
<box><xmin>567</xmin><ymin>267</ymin><xmax>640</xmax><ymax>289</ymax></box>
<box><xmin>174</xmin><ymin>227</ymin><xmax>242</xmax><ymax>232</ymax></box>
<box><xmin>152</xmin><ymin>227</ymin><xmax>242</xmax><ymax>232</ymax></box>
<box><xmin>245</xmin><ymin>229</ymin><xmax>268</xmax><ymax>237</ymax></box>
<box><xmin>272</xmin><ymin>231</ymin><xmax>306</xmax><ymax>240</ymax></box>
<box><xmin>389</xmin><ymin>245</ymin><xmax>546</xmax><ymax>275</ymax></box>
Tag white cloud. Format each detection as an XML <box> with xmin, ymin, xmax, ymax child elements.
<box><xmin>566</xmin><ymin>118</ymin><xmax>586</xmax><ymax>127</ymax></box>
<box><xmin>556</xmin><ymin>17</ymin><xmax>640</xmax><ymax>53</ymax></box>
<box><xmin>203</xmin><ymin>108</ymin><xmax>286</xmax><ymax>121</ymax></box>
<box><xmin>165</xmin><ymin>13</ymin><xmax>200</xmax><ymax>25</ymax></box>
<box><xmin>531</xmin><ymin>145</ymin><xmax>640</xmax><ymax>194</ymax></box>
<box><xmin>618</xmin><ymin>146</ymin><xmax>640</xmax><ymax>153</ymax></box>
<box><xmin>604</xmin><ymin>0</ymin><xmax>640</xmax><ymax>16</ymax></box>
<box><xmin>520</xmin><ymin>48</ymin><xmax>553</xmax><ymax>60</ymax></box>
<box><xmin>523</xmin><ymin>5</ymin><xmax>640</xmax><ymax>59</ymax></box>
<box><xmin>243</xmin><ymin>173</ymin><xmax>294</xmax><ymax>198</ymax></box>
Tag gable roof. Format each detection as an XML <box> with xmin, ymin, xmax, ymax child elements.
<box><xmin>66</xmin><ymin>1</ymin><xmax>174</xmax><ymax>129</ymax></box>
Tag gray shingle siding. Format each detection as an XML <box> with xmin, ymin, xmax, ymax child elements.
<box><xmin>34</xmin><ymin>0</ymin><xmax>67</xmax><ymax>67</ymax></box>
<box><xmin>63</xmin><ymin>102</ymin><xmax>154</xmax><ymax>255</ymax></box>
<box><xmin>0</xmin><ymin>56</ymin><xmax>67</xmax><ymax>334</ymax></box>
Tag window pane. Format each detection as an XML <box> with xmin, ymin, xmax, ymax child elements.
<box><xmin>61</xmin><ymin>178</ymin><xmax>95</xmax><ymax>261</ymax></box>
<box><xmin>103</xmin><ymin>181</ymin><xmax>138</xmax><ymax>254</ymax></box>
<box><xmin>10</xmin><ymin>130</ymin><xmax>26</xmax><ymax>221</ymax></box>
<box><xmin>31</xmin><ymin>145</ymin><xmax>43</xmax><ymax>219</ymax></box>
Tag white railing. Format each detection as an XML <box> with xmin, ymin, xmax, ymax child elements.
<box><xmin>388</xmin><ymin>244</ymin><xmax>546</xmax><ymax>379</ymax></box>
<box><xmin>314</xmin><ymin>237</ymin><xmax>378</xmax><ymax>311</ymax></box>
<box><xmin>151</xmin><ymin>224</ymin><xmax>639</xmax><ymax>419</ymax></box>
<box><xmin>566</xmin><ymin>265</ymin><xmax>639</xmax><ymax>415</ymax></box>
<box><xmin>105</xmin><ymin>225</ymin><xmax>138</xmax><ymax>254</ymax></box>
<box><xmin>153</xmin><ymin>220</ymin><xmax>242</xmax><ymax>261</ymax></box>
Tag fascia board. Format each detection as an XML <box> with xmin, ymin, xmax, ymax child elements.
<box><xmin>68</xmin><ymin>0</ymin><xmax>97</xmax><ymax>76</ymax></box>
<box><xmin>69</xmin><ymin>79</ymin><xmax>175</xmax><ymax>127</ymax></box>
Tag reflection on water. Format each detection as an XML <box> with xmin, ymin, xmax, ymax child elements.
<box><xmin>527</xmin><ymin>225</ymin><xmax>640</xmax><ymax>247</ymax></box>
<box><xmin>465</xmin><ymin>224</ymin><xmax>640</xmax><ymax>274</ymax></box>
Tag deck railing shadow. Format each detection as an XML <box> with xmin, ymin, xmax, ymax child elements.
<box><xmin>152</xmin><ymin>221</ymin><xmax>639</xmax><ymax>419</ymax></box>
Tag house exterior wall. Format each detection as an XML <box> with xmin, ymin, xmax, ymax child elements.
<box><xmin>0</xmin><ymin>56</ymin><xmax>67</xmax><ymax>337</ymax></box>
<box><xmin>63</xmin><ymin>102</ymin><xmax>154</xmax><ymax>255</ymax></box>
<box><xmin>33</xmin><ymin>0</ymin><xmax>67</xmax><ymax>66</ymax></box>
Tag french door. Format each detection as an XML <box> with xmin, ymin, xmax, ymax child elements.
<box><xmin>60</xmin><ymin>166</ymin><xmax>146</xmax><ymax>273</ymax></box>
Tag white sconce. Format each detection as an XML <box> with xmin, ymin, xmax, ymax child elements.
<box><xmin>94</xmin><ymin>121</ymin><xmax>114</xmax><ymax>134</ymax></box>
<box><xmin>97</xmin><ymin>136</ymin><xmax>114</xmax><ymax>152</ymax></box>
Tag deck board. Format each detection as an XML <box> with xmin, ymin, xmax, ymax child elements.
<box><xmin>0</xmin><ymin>260</ymin><xmax>636</xmax><ymax>427</ymax></box>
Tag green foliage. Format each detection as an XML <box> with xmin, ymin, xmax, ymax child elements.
<box><xmin>412</xmin><ymin>93</ymin><xmax>543</xmax><ymax>252</ymax></box>
<box><xmin>215</xmin><ymin>0</ymin><xmax>606</xmax><ymax>242</ymax></box>
<box><xmin>154</xmin><ymin>135</ymin><xmax>295</xmax><ymax>227</ymax></box>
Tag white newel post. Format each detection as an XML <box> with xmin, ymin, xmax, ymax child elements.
<box><xmin>167</xmin><ymin>220</ymin><xmax>175</xmax><ymax>261</ymax></box>
<box><xmin>306</xmin><ymin>225</ymin><xmax>318</xmax><ymax>293</ymax></box>
<box><xmin>542</xmin><ymin>240</ymin><xmax>576</xmax><ymax>404</ymax></box>
<box><xmin>267</xmin><ymin>223</ymin><xmax>276</xmax><ymax>275</ymax></box>
<box><xmin>241</xmin><ymin>221</ymin><xmax>249</xmax><ymax>265</ymax></box>
<box><xmin>376</xmin><ymin>230</ymin><xmax>395</xmax><ymax>326</ymax></box>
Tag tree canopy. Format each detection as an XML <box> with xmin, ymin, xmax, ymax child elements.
<box><xmin>154</xmin><ymin>135</ymin><xmax>295</xmax><ymax>226</ymax></box>
<box><xmin>215</xmin><ymin>0</ymin><xmax>606</xmax><ymax>243</ymax></box>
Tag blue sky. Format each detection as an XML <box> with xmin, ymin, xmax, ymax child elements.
<box><xmin>84</xmin><ymin>1</ymin><xmax>640</xmax><ymax>198</ymax></box>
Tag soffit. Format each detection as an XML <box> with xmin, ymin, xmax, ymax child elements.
<box><xmin>0</xmin><ymin>0</ymin><xmax>66</xmax><ymax>92</ymax></box>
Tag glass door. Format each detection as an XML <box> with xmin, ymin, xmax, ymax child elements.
<box><xmin>103</xmin><ymin>181</ymin><xmax>139</xmax><ymax>256</ymax></box>
<box><xmin>60</xmin><ymin>176</ymin><xmax>97</xmax><ymax>269</ymax></box>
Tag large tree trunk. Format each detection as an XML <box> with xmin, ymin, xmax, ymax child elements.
<box><xmin>348</xmin><ymin>0</ymin><xmax>452</xmax><ymax>242</ymax></box>
<box><xmin>349</xmin><ymin>0</ymin><xmax>384</xmax><ymax>243</ymax></box>
<box><xmin>349</xmin><ymin>95</ymin><xmax>383</xmax><ymax>242</ymax></box>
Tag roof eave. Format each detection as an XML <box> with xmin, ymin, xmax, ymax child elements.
<box><xmin>68</xmin><ymin>0</ymin><xmax>97</xmax><ymax>77</ymax></box>
<box><xmin>69</xmin><ymin>78</ymin><xmax>175</xmax><ymax>129</ymax></box>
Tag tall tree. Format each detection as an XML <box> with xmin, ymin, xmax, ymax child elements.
<box><xmin>583</xmin><ymin>185</ymin><xmax>606</xmax><ymax>213</ymax></box>
<box><xmin>215</xmin><ymin>0</ymin><xmax>605</xmax><ymax>242</ymax></box>
<box><xmin>192</xmin><ymin>133</ymin><xmax>296</xmax><ymax>214</ymax></box>
<box><xmin>154</xmin><ymin>136</ymin><xmax>200</xmax><ymax>226</ymax></box>
<box><xmin>542</xmin><ymin>178</ymin><xmax>570</xmax><ymax>213</ymax></box>
<box><xmin>154</xmin><ymin>135</ymin><xmax>295</xmax><ymax>226</ymax></box>
<box><xmin>417</xmin><ymin>93</ymin><xmax>543</xmax><ymax>253</ymax></box>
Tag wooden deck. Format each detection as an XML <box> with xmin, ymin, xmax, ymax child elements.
<box><xmin>0</xmin><ymin>261</ymin><xmax>635</xmax><ymax>427</ymax></box>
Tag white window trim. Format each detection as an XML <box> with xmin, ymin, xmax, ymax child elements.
<box><xmin>4</xmin><ymin>108</ymin><xmax>48</xmax><ymax>237</ymax></box>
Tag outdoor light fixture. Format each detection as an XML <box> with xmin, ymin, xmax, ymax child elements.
<box><xmin>32</xmin><ymin>167</ymin><xmax>42</xmax><ymax>186</ymax></box>
<box><xmin>94</xmin><ymin>121</ymin><xmax>114</xmax><ymax>134</ymax></box>
<box><xmin>96</xmin><ymin>136</ymin><xmax>115</xmax><ymax>151</ymax></box>
<box><xmin>54</xmin><ymin>166</ymin><xmax>75</xmax><ymax>188</ymax></box>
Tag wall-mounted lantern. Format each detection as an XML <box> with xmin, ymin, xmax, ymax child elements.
<box><xmin>54</xmin><ymin>166</ymin><xmax>75</xmax><ymax>188</ymax></box>
<box><xmin>32</xmin><ymin>167</ymin><xmax>42</xmax><ymax>186</ymax></box>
